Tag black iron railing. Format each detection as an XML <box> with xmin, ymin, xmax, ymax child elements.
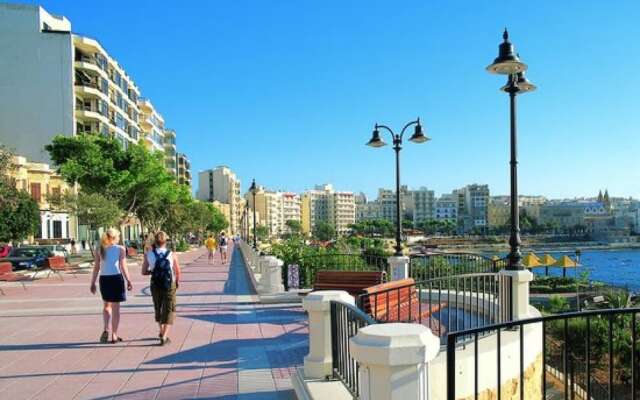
<box><xmin>358</xmin><ymin>273</ymin><xmax>512</xmax><ymax>341</ymax></box>
<box><xmin>330</xmin><ymin>300</ymin><xmax>376</xmax><ymax>399</ymax></box>
<box><xmin>446</xmin><ymin>308</ymin><xmax>640</xmax><ymax>400</ymax></box>
<box><xmin>409</xmin><ymin>252</ymin><xmax>506</xmax><ymax>281</ymax></box>
<box><xmin>283</xmin><ymin>253</ymin><xmax>388</xmax><ymax>290</ymax></box>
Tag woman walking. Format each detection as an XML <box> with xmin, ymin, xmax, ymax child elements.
<box><xmin>90</xmin><ymin>228</ymin><xmax>133</xmax><ymax>344</ymax></box>
<box><xmin>142</xmin><ymin>231</ymin><xmax>181</xmax><ymax>345</ymax></box>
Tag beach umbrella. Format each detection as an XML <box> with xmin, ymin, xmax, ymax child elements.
<box><xmin>522</xmin><ymin>252</ymin><xmax>542</xmax><ymax>268</ymax></box>
<box><xmin>539</xmin><ymin>254</ymin><xmax>557</xmax><ymax>276</ymax></box>
<box><xmin>553</xmin><ymin>255</ymin><xmax>579</xmax><ymax>278</ymax></box>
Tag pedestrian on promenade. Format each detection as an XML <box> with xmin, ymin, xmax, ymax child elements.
<box><xmin>218</xmin><ymin>231</ymin><xmax>229</xmax><ymax>264</ymax></box>
<box><xmin>142</xmin><ymin>231</ymin><xmax>181</xmax><ymax>346</ymax></box>
<box><xmin>204</xmin><ymin>234</ymin><xmax>217</xmax><ymax>264</ymax></box>
<box><xmin>90</xmin><ymin>228</ymin><xmax>133</xmax><ymax>344</ymax></box>
<box><xmin>70</xmin><ymin>238</ymin><xmax>76</xmax><ymax>254</ymax></box>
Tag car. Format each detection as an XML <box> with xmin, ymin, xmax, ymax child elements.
<box><xmin>0</xmin><ymin>247</ymin><xmax>52</xmax><ymax>270</ymax></box>
<box><xmin>36</xmin><ymin>245</ymin><xmax>70</xmax><ymax>262</ymax></box>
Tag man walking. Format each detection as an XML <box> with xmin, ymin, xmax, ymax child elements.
<box><xmin>204</xmin><ymin>235</ymin><xmax>217</xmax><ymax>264</ymax></box>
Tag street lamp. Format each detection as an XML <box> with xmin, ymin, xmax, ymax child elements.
<box><xmin>366</xmin><ymin>118</ymin><xmax>430</xmax><ymax>256</ymax></box>
<box><xmin>249</xmin><ymin>179</ymin><xmax>258</xmax><ymax>249</ymax></box>
<box><xmin>486</xmin><ymin>29</ymin><xmax>536</xmax><ymax>270</ymax></box>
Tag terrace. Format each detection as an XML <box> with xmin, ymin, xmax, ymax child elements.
<box><xmin>238</xmin><ymin>244</ymin><xmax>639</xmax><ymax>399</ymax></box>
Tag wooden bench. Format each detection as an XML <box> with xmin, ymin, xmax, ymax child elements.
<box><xmin>44</xmin><ymin>256</ymin><xmax>77</xmax><ymax>280</ymax></box>
<box><xmin>0</xmin><ymin>262</ymin><xmax>30</xmax><ymax>295</ymax></box>
<box><xmin>359</xmin><ymin>278</ymin><xmax>446</xmax><ymax>335</ymax></box>
<box><xmin>312</xmin><ymin>270</ymin><xmax>386</xmax><ymax>296</ymax></box>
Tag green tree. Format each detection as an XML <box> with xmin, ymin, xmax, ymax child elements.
<box><xmin>46</xmin><ymin>135</ymin><xmax>175</xmax><ymax>226</ymax></box>
<box><xmin>256</xmin><ymin>225</ymin><xmax>270</xmax><ymax>241</ymax></box>
<box><xmin>313</xmin><ymin>221</ymin><xmax>336</xmax><ymax>241</ymax></box>
<box><xmin>0</xmin><ymin>145</ymin><xmax>40</xmax><ymax>243</ymax></box>
<box><xmin>206</xmin><ymin>203</ymin><xmax>228</xmax><ymax>233</ymax></box>
<box><xmin>285</xmin><ymin>220</ymin><xmax>302</xmax><ymax>235</ymax></box>
<box><xmin>59</xmin><ymin>191</ymin><xmax>122</xmax><ymax>239</ymax></box>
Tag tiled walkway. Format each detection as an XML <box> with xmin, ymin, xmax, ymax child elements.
<box><xmin>0</xmin><ymin>245</ymin><xmax>308</xmax><ymax>399</ymax></box>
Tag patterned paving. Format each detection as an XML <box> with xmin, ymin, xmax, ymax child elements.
<box><xmin>0</xmin><ymin>245</ymin><xmax>308</xmax><ymax>399</ymax></box>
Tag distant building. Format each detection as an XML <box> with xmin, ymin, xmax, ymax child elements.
<box><xmin>197</xmin><ymin>167</ymin><xmax>242</xmax><ymax>235</ymax></box>
<box><xmin>301</xmin><ymin>184</ymin><xmax>355</xmax><ymax>236</ymax></box>
<box><xmin>176</xmin><ymin>153</ymin><xmax>191</xmax><ymax>188</ymax></box>
<box><xmin>455</xmin><ymin>184</ymin><xmax>490</xmax><ymax>233</ymax></box>
<box><xmin>434</xmin><ymin>193</ymin><xmax>458</xmax><ymax>223</ymax></box>
<box><xmin>282</xmin><ymin>192</ymin><xmax>302</xmax><ymax>229</ymax></box>
<box><xmin>411</xmin><ymin>187</ymin><xmax>435</xmax><ymax>226</ymax></box>
<box><xmin>10</xmin><ymin>156</ymin><xmax>78</xmax><ymax>242</ymax></box>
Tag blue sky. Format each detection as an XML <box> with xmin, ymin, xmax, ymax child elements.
<box><xmin>32</xmin><ymin>0</ymin><xmax>640</xmax><ymax>199</ymax></box>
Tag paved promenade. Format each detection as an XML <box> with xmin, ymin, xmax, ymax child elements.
<box><xmin>0</xmin><ymin>245</ymin><xmax>308</xmax><ymax>399</ymax></box>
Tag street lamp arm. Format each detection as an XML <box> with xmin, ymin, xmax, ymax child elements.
<box><xmin>399</xmin><ymin>119</ymin><xmax>420</xmax><ymax>140</ymax></box>
<box><xmin>375</xmin><ymin>124</ymin><xmax>396</xmax><ymax>141</ymax></box>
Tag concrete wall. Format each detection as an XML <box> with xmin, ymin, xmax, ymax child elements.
<box><xmin>0</xmin><ymin>4</ymin><xmax>74</xmax><ymax>163</ymax></box>
<box><xmin>429</xmin><ymin>306</ymin><xmax>543</xmax><ymax>400</ymax></box>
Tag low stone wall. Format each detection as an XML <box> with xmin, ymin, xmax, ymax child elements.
<box><xmin>429</xmin><ymin>306</ymin><xmax>543</xmax><ymax>400</ymax></box>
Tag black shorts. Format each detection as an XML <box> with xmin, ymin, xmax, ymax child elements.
<box><xmin>99</xmin><ymin>274</ymin><xmax>126</xmax><ymax>302</ymax></box>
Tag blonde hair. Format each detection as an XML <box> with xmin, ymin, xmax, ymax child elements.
<box><xmin>100</xmin><ymin>228</ymin><xmax>120</xmax><ymax>258</ymax></box>
<box><xmin>154</xmin><ymin>231</ymin><xmax>168</xmax><ymax>248</ymax></box>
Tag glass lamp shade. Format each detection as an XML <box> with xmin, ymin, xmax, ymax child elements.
<box><xmin>408</xmin><ymin>124</ymin><xmax>430</xmax><ymax>143</ymax></box>
<box><xmin>486</xmin><ymin>29</ymin><xmax>527</xmax><ymax>75</ymax></box>
<box><xmin>366</xmin><ymin>128</ymin><xmax>386</xmax><ymax>147</ymax></box>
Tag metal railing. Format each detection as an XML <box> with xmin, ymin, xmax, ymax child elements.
<box><xmin>284</xmin><ymin>253</ymin><xmax>388</xmax><ymax>290</ymax></box>
<box><xmin>446</xmin><ymin>308</ymin><xmax>640</xmax><ymax>400</ymax></box>
<box><xmin>330</xmin><ymin>300</ymin><xmax>376</xmax><ymax>399</ymax></box>
<box><xmin>409</xmin><ymin>252</ymin><xmax>506</xmax><ymax>281</ymax></box>
<box><xmin>358</xmin><ymin>273</ymin><xmax>512</xmax><ymax>341</ymax></box>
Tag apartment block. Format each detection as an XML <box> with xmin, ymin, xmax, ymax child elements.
<box><xmin>0</xmin><ymin>4</ymin><xmax>189</xmax><ymax>183</ymax></box>
<box><xmin>301</xmin><ymin>184</ymin><xmax>355</xmax><ymax>236</ymax></box>
<box><xmin>282</xmin><ymin>192</ymin><xmax>302</xmax><ymax>228</ymax></box>
<box><xmin>176</xmin><ymin>152</ymin><xmax>191</xmax><ymax>187</ymax></box>
<box><xmin>455</xmin><ymin>184</ymin><xmax>490</xmax><ymax>233</ymax></box>
<box><xmin>411</xmin><ymin>187</ymin><xmax>435</xmax><ymax>226</ymax></box>
<box><xmin>197</xmin><ymin>166</ymin><xmax>242</xmax><ymax>235</ymax></box>
<box><xmin>434</xmin><ymin>193</ymin><xmax>458</xmax><ymax>223</ymax></box>
<box><xmin>164</xmin><ymin>129</ymin><xmax>177</xmax><ymax>175</ymax></box>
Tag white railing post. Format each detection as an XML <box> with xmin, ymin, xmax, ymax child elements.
<box><xmin>350</xmin><ymin>323</ymin><xmax>440</xmax><ymax>400</ymax></box>
<box><xmin>302</xmin><ymin>290</ymin><xmax>355</xmax><ymax>379</ymax></box>
<box><xmin>387</xmin><ymin>255</ymin><xmax>410</xmax><ymax>280</ymax></box>
<box><xmin>499</xmin><ymin>269</ymin><xmax>534</xmax><ymax>319</ymax></box>
<box><xmin>258</xmin><ymin>255</ymin><xmax>284</xmax><ymax>294</ymax></box>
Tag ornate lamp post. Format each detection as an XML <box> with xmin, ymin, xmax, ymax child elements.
<box><xmin>249</xmin><ymin>179</ymin><xmax>258</xmax><ymax>249</ymax></box>
<box><xmin>366</xmin><ymin>118</ymin><xmax>430</xmax><ymax>256</ymax></box>
<box><xmin>486</xmin><ymin>29</ymin><xmax>536</xmax><ymax>270</ymax></box>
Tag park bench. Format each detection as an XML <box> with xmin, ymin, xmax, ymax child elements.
<box><xmin>0</xmin><ymin>262</ymin><xmax>30</xmax><ymax>295</ymax></box>
<box><xmin>359</xmin><ymin>278</ymin><xmax>445</xmax><ymax>335</ymax></box>
<box><xmin>312</xmin><ymin>270</ymin><xmax>386</xmax><ymax>297</ymax></box>
<box><xmin>44</xmin><ymin>256</ymin><xmax>77</xmax><ymax>280</ymax></box>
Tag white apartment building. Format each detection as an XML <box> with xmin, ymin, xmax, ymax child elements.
<box><xmin>197</xmin><ymin>166</ymin><xmax>242</xmax><ymax>235</ymax></box>
<box><xmin>164</xmin><ymin>129</ymin><xmax>177</xmax><ymax>176</ymax></box>
<box><xmin>137</xmin><ymin>98</ymin><xmax>164</xmax><ymax>153</ymax></box>
<box><xmin>434</xmin><ymin>193</ymin><xmax>458</xmax><ymax>223</ymax></box>
<box><xmin>282</xmin><ymin>192</ymin><xmax>302</xmax><ymax>227</ymax></box>
<box><xmin>411</xmin><ymin>187</ymin><xmax>435</xmax><ymax>226</ymax></box>
<box><xmin>356</xmin><ymin>201</ymin><xmax>381</xmax><ymax>221</ymax></box>
<box><xmin>302</xmin><ymin>184</ymin><xmax>355</xmax><ymax>236</ymax></box>
<box><xmin>176</xmin><ymin>152</ymin><xmax>191</xmax><ymax>187</ymax></box>
<box><xmin>0</xmin><ymin>4</ymin><xmax>188</xmax><ymax>182</ymax></box>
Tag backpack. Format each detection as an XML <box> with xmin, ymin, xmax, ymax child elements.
<box><xmin>151</xmin><ymin>249</ymin><xmax>172</xmax><ymax>290</ymax></box>
<box><xmin>220</xmin><ymin>237</ymin><xmax>227</xmax><ymax>246</ymax></box>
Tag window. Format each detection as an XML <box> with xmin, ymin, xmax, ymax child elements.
<box><xmin>53</xmin><ymin>221</ymin><xmax>62</xmax><ymax>239</ymax></box>
<box><xmin>30</xmin><ymin>183</ymin><xmax>41</xmax><ymax>202</ymax></box>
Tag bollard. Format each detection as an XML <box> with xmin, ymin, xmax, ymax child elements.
<box><xmin>387</xmin><ymin>256</ymin><xmax>410</xmax><ymax>280</ymax></box>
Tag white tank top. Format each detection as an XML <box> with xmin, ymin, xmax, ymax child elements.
<box><xmin>99</xmin><ymin>245</ymin><xmax>124</xmax><ymax>276</ymax></box>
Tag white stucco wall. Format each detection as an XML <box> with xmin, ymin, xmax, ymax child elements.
<box><xmin>0</xmin><ymin>4</ymin><xmax>74</xmax><ymax>163</ymax></box>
